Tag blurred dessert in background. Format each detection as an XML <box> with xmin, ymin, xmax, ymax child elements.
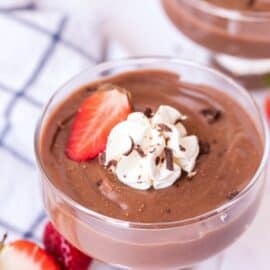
<box><xmin>163</xmin><ymin>0</ymin><xmax>270</xmax><ymax>78</ymax></box>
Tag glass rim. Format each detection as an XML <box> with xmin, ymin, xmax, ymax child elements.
<box><xmin>185</xmin><ymin>0</ymin><xmax>270</xmax><ymax>22</ymax></box>
<box><xmin>34</xmin><ymin>56</ymin><xmax>270</xmax><ymax>229</ymax></box>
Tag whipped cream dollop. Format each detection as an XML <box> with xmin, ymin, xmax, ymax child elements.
<box><xmin>104</xmin><ymin>105</ymin><xmax>200</xmax><ymax>190</ymax></box>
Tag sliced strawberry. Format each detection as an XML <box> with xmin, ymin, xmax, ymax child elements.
<box><xmin>266</xmin><ymin>95</ymin><xmax>270</xmax><ymax>122</ymax></box>
<box><xmin>66</xmin><ymin>86</ymin><xmax>132</xmax><ymax>161</ymax></box>
<box><xmin>0</xmin><ymin>236</ymin><xmax>60</xmax><ymax>270</ymax></box>
<box><xmin>43</xmin><ymin>222</ymin><xmax>92</xmax><ymax>270</ymax></box>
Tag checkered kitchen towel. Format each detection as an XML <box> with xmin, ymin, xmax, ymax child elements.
<box><xmin>0</xmin><ymin>1</ymin><xmax>106</xmax><ymax>243</ymax></box>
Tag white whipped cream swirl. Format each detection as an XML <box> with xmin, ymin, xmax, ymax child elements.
<box><xmin>104</xmin><ymin>105</ymin><xmax>199</xmax><ymax>190</ymax></box>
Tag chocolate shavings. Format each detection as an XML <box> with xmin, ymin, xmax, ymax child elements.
<box><xmin>164</xmin><ymin>147</ymin><xmax>174</xmax><ymax>171</ymax></box>
<box><xmin>200</xmin><ymin>108</ymin><xmax>222</xmax><ymax>124</ymax></box>
<box><xmin>107</xmin><ymin>159</ymin><xmax>118</xmax><ymax>168</ymax></box>
<box><xmin>175</xmin><ymin>182</ymin><xmax>180</xmax><ymax>188</ymax></box>
<box><xmin>199</xmin><ymin>141</ymin><xmax>210</xmax><ymax>155</ymax></box>
<box><xmin>157</xmin><ymin>124</ymin><xmax>172</xmax><ymax>132</ymax></box>
<box><xmin>143</xmin><ymin>107</ymin><xmax>153</xmax><ymax>118</ymax></box>
<box><xmin>179</xmin><ymin>144</ymin><xmax>186</xmax><ymax>152</ymax></box>
<box><xmin>123</xmin><ymin>136</ymin><xmax>135</xmax><ymax>156</ymax></box>
<box><xmin>96</xmin><ymin>179</ymin><xmax>103</xmax><ymax>187</ymax></box>
<box><xmin>155</xmin><ymin>156</ymin><xmax>160</xmax><ymax>166</ymax></box>
<box><xmin>174</xmin><ymin>118</ymin><xmax>184</xmax><ymax>125</ymax></box>
<box><xmin>227</xmin><ymin>191</ymin><xmax>239</xmax><ymax>200</ymax></box>
<box><xmin>135</xmin><ymin>145</ymin><xmax>146</xmax><ymax>157</ymax></box>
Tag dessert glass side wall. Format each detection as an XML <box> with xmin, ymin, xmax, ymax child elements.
<box><xmin>35</xmin><ymin>58</ymin><xmax>269</xmax><ymax>270</ymax></box>
<box><xmin>162</xmin><ymin>0</ymin><xmax>270</xmax><ymax>76</ymax></box>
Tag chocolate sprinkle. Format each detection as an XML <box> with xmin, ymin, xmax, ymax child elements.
<box><xmin>123</xmin><ymin>136</ymin><xmax>135</xmax><ymax>156</ymax></box>
<box><xmin>96</xmin><ymin>179</ymin><xmax>103</xmax><ymax>187</ymax></box>
<box><xmin>143</xmin><ymin>107</ymin><xmax>153</xmax><ymax>118</ymax></box>
<box><xmin>164</xmin><ymin>147</ymin><xmax>174</xmax><ymax>171</ymax></box>
<box><xmin>107</xmin><ymin>159</ymin><xmax>118</xmax><ymax>168</ymax></box>
<box><xmin>135</xmin><ymin>145</ymin><xmax>146</xmax><ymax>157</ymax></box>
<box><xmin>227</xmin><ymin>191</ymin><xmax>239</xmax><ymax>200</ymax></box>
<box><xmin>174</xmin><ymin>118</ymin><xmax>183</xmax><ymax>125</ymax></box>
<box><xmin>199</xmin><ymin>141</ymin><xmax>210</xmax><ymax>155</ymax></box>
<box><xmin>165</xmin><ymin>208</ymin><xmax>171</xmax><ymax>214</ymax></box>
<box><xmin>157</xmin><ymin>124</ymin><xmax>172</xmax><ymax>132</ymax></box>
<box><xmin>98</xmin><ymin>152</ymin><xmax>106</xmax><ymax>165</ymax></box>
<box><xmin>155</xmin><ymin>156</ymin><xmax>160</xmax><ymax>166</ymax></box>
<box><xmin>200</xmin><ymin>108</ymin><xmax>222</xmax><ymax>124</ymax></box>
<box><xmin>179</xmin><ymin>144</ymin><xmax>186</xmax><ymax>152</ymax></box>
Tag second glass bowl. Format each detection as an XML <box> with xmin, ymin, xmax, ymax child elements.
<box><xmin>162</xmin><ymin>0</ymin><xmax>270</xmax><ymax>78</ymax></box>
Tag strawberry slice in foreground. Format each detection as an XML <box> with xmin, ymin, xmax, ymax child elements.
<box><xmin>0</xmin><ymin>235</ymin><xmax>60</xmax><ymax>270</ymax></box>
<box><xmin>43</xmin><ymin>222</ymin><xmax>92</xmax><ymax>270</ymax></box>
<box><xmin>67</xmin><ymin>85</ymin><xmax>132</xmax><ymax>161</ymax></box>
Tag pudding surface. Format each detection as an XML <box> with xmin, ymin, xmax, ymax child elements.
<box><xmin>40</xmin><ymin>70</ymin><xmax>263</xmax><ymax>222</ymax></box>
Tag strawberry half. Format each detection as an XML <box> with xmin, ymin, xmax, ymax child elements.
<box><xmin>43</xmin><ymin>222</ymin><xmax>92</xmax><ymax>270</ymax></box>
<box><xmin>0</xmin><ymin>235</ymin><xmax>60</xmax><ymax>270</ymax></box>
<box><xmin>266</xmin><ymin>95</ymin><xmax>270</xmax><ymax>122</ymax></box>
<box><xmin>66</xmin><ymin>85</ymin><xmax>132</xmax><ymax>161</ymax></box>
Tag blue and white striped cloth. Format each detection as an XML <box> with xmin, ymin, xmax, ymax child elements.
<box><xmin>0</xmin><ymin>2</ymin><xmax>104</xmax><ymax>243</ymax></box>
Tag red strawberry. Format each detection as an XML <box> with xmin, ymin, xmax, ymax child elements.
<box><xmin>266</xmin><ymin>95</ymin><xmax>270</xmax><ymax>121</ymax></box>
<box><xmin>43</xmin><ymin>222</ymin><xmax>92</xmax><ymax>270</ymax></box>
<box><xmin>66</xmin><ymin>85</ymin><xmax>132</xmax><ymax>161</ymax></box>
<box><xmin>0</xmin><ymin>234</ymin><xmax>60</xmax><ymax>270</ymax></box>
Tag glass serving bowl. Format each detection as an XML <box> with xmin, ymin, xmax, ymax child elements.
<box><xmin>162</xmin><ymin>0</ymin><xmax>270</xmax><ymax>78</ymax></box>
<box><xmin>34</xmin><ymin>57</ymin><xmax>269</xmax><ymax>270</ymax></box>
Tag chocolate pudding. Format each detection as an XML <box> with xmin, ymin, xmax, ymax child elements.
<box><xmin>37</xmin><ymin>61</ymin><xmax>268</xmax><ymax>269</ymax></box>
<box><xmin>40</xmin><ymin>70</ymin><xmax>262</xmax><ymax>223</ymax></box>
<box><xmin>163</xmin><ymin>0</ymin><xmax>270</xmax><ymax>59</ymax></box>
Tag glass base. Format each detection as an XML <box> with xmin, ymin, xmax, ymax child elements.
<box><xmin>89</xmin><ymin>254</ymin><xmax>223</xmax><ymax>270</ymax></box>
<box><xmin>212</xmin><ymin>54</ymin><xmax>270</xmax><ymax>89</ymax></box>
